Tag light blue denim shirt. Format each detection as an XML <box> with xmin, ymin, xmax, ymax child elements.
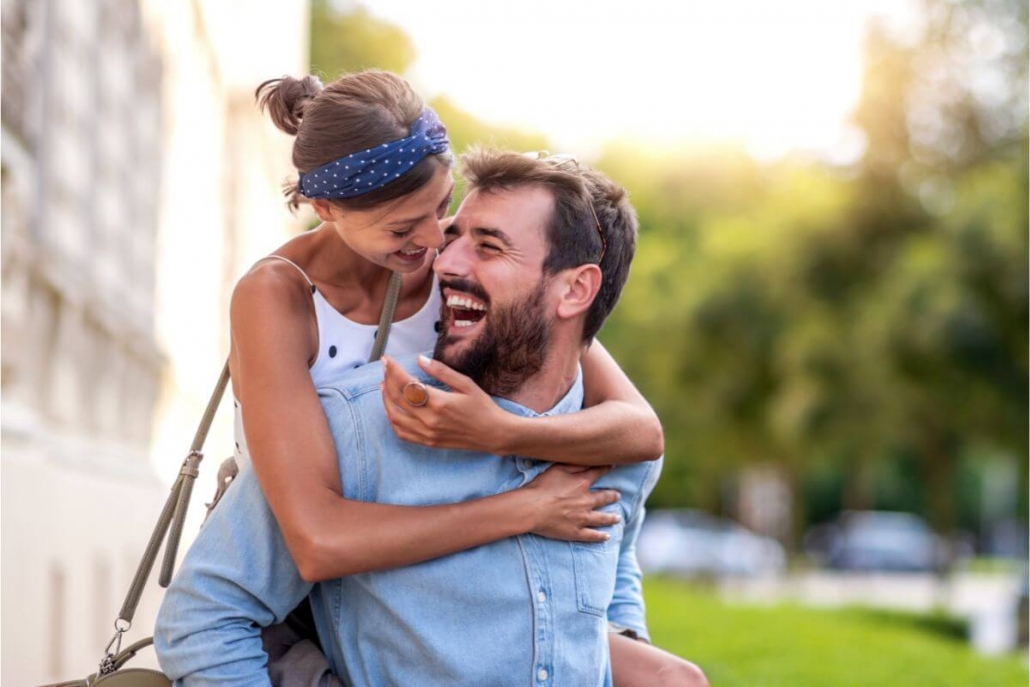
<box><xmin>156</xmin><ymin>355</ymin><xmax>661</xmax><ymax>687</ymax></box>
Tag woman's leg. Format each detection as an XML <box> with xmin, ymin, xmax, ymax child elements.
<box><xmin>609</xmin><ymin>632</ymin><xmax>709</xmax><ymax>687</ymax></box>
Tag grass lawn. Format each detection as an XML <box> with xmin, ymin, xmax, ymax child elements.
<box><xmin>644</xmin><ymin>577</ymin><xmax>1028</xmax><ymax>687</ymax></box>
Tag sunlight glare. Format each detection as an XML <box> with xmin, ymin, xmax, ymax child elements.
<box><xmin>356</xmin><ymin>0</ymin><xmax>917</xmax><ymax>160</ymax></box>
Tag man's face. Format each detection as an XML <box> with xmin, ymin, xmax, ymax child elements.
<box><xmin>432</xmin><ymin>186</ymin><xmax>556</xmax><ymax>397</ymax></box>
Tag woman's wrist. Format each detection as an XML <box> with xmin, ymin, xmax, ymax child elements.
<box><xmin>501</xmin><ymin>484</ymin><xmax>543</xmax><ymax>534</ymax></box>
<box><xmin>488</xmin><ymin>412</ymin><xmax>524</xmax><ymax>456</ymax></box>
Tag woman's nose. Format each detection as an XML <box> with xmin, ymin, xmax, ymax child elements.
<box><xmin>415</xmin><ymin>217</ymin><xmax>445</xmax><ymax>250</ymax></box>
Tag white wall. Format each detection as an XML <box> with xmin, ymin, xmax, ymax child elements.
<box><xmin>1</xmin><ymin>1</ymin><xmax>309</xmax><ymax>683</ymax></box>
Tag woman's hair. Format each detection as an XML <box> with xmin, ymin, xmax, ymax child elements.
<box><xmin>256</xmin><ymin>70</ymin><xmax>451</xmax><ymax>211</ymax></box>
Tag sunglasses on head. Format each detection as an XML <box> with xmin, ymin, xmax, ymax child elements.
<box><xmin>524</xmin><ymin>151</ymin><xmax>607</xmax><ymax>263</ymax></box>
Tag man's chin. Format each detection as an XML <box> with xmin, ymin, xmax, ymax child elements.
<box><xmin>433</xmin><ymin>335</ymin><xmax>473</xmax><ymax>369</ymax></box>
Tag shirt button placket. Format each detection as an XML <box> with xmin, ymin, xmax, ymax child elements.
<box><xmin>537</xmin><ymin>668</ymin><xmax>549</xmax><ymax>682</ymax></box>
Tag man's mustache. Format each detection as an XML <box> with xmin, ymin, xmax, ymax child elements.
<box><xmin>439</xmin><ymin>278</ymin><xmax>490</xmax><ymax>305</ymax></box>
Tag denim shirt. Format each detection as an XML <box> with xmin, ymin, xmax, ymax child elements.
<box><xmin>155</xmin><ymin>355</ymin><xmax>661</xmax><ymax>687</ymax></box>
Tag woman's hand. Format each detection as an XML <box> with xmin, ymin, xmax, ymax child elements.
<box><xmin>381</xmin><ymin>354</ymin><xmax>511</xmax><ymax>453</ymax></box>
<box><xmin>521</xmin><ymin>464</ymin><xmax>621</xmax><ymax>543</ymax></box>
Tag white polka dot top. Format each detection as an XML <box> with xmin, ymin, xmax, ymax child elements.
<box><xmin>232</xmin><ymin>255</ymin><xmax>441</xmax><ymax>468</ymax></box>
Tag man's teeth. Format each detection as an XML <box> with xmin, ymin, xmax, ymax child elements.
<box><xmin>445</xmin><ymin>295</ymin><xmax>487</xmax><ymax>311</ymax></box>
<box><xmin>454</xmin><ymin>319</ymin><xmax>476</xmax><ymax>328</ymax></box>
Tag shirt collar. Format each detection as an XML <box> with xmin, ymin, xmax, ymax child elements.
<box><xmin>490</xmin><ymin>367</ymin><xmax>584</xmax><ymax>419</ymax></box>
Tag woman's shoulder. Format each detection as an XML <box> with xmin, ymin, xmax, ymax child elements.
<box><xmin>232</xmin><ymin>252</ymin><xmax>316</xmax><ymax>322</ymax></box>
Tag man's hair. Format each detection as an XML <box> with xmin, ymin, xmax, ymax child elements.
<box><xmin>459</xmin><ymin>149</ymin><xmax>638</xmax><ymax>342</ymax></box>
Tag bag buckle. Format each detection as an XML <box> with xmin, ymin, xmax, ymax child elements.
<box><xmin>94</xmin><ymin>618</ymin><xmax>131</xmax><ymax>680</ymax></box>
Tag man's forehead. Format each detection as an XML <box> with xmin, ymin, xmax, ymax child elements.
<box><xmin>457</xmin><ymin>186</ymin><xmax>552</xmax><ymax>226</ymax></box>
<box><xmin>453</xmin><ymin>186</ymin><xmax>553</xmax><ymax>244</ymax></box>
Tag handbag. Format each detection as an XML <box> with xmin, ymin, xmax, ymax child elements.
<box><xmin>39</xmin><ymin>272</ymin><xmax>403</xmax><ymax>687</ymax></box>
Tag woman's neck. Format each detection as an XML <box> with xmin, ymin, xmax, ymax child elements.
<box><xmin>299</xmin><ymin>223</ymin><xmax>392</xmax><ymax>293</ymax></box>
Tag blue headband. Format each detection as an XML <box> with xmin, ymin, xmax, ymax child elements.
<box><xmin>298</xmin><ymin>107</ymin><xmax>449</xmax><ymax>200</ymax></box>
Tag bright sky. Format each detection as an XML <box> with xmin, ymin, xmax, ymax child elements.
<box><xmin>354</xmin><ymin>0</ymin><xmax>918</xmax><ymax>162</ymax></box>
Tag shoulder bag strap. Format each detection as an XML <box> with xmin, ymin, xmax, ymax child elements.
<box><xmin>368</xmin><ymin>271</ymin><xmax>403</xmax><ymax>363</ymax></box>
<box><xmin>116</xmin><ymin>359</ymin><xmax>230</xmax><ymax>627</ymax></box>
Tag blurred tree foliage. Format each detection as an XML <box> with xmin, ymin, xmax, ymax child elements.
<box><xmin>310</xmin><ymin>1</ymin><xmax>1027</xmax><ymax>545</ymax></box>
<box><xmin>600</xmin><ymin>0</ymin><xmax>1027</xmax><ymax>545</ymax></box>
<box><xmin>310</xmin><ymin>1</ymin><xmax>416</xmax><ymax>77</ymax></box>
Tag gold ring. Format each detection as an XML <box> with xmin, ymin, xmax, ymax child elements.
<box><xmin>403</xmin><ymin>381</ymin><xmax>429</xmax><ymax>407</ymax></box>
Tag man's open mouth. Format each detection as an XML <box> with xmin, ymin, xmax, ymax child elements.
<box><xmin>445</xmin><ymin>293</ymin><xmax>488</xmax><ymax>329</ymax></box>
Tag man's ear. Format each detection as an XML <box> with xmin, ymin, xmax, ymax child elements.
<box><xmin>555</xmin><ymin>264</ymin><xmax>602</xmax><ymax>321</ymax></box>
<box><xmin>310</xmin><ymin>199</ymin><xmax>336</xmax><ymax>223</ymax></box>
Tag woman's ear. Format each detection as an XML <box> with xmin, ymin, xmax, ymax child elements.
<box><xmin>555</xmin><ymin>264</ymin><xmax>603</xmax><ymax>321</ymax></box>
<box><xmin>310</xmin><ymin>199</ymin><xmax>335</xmax><ymax>223</ymax></box>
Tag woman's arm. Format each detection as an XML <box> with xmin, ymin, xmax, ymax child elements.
<box><xmin>230</xmin><ymin>267</ymin><xmax>618</xmax><ymax>583</ymax></box>
<box><xmin>381</xmin><ymin>341</ymin><xmax>664</xmax><ymax>465</ymax></box>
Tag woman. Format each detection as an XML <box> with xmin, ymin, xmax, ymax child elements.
<box><xmin>229</xmin><ymin>70</ymin><xmax>706</xmax><ymax>686</ymax></box>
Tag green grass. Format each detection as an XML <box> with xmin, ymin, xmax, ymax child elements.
<box><xmin>644</xmin><ymin>577</ymin><xmax>1028</xmax><ymax>687</ymax></box>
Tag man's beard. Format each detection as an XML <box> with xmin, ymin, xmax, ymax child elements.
<box><xmin>433</xmin><ymin>281</ymin><xmax>551</xmax><ymax>398</ymax></box>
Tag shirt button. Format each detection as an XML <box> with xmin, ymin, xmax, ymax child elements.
<box><xmin>537</xmin><ymin>669</ymin><xmax>548</xmax><ymax>681</ymax></box>
<box><xmin>537</xmin><ymin>591</ymin><xmax>546</xmax><ymax>603</ymax></box>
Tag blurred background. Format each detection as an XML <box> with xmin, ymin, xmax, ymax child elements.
<box><xmin>1</xmin><ymin>0</ymin><xmax>1026</xmax><ymax>685</ymax></box>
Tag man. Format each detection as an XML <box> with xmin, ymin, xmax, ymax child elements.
<box><xmin>156</xmin><ymin>149</ymin><xmax>661</xmax><ymax>686</ymax></box>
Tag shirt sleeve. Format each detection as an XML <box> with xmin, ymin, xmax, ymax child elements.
<box><xmin>606</xmin><ymin>457</ymin><xmax>662</xmax><ymax>643</ymax></box>
<box><xmin>154</xmin><ymin>389</ymin><xmax>359</xmax><ymax>687</ymax></box>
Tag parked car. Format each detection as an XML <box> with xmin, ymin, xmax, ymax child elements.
<box><xmin>637</xmin><ymin>509</ymin><xmax>786</xmax><ymax>577</ymax></box>
<box><xmin>804</xmin><ymin>510</ymin><xmax>949</xmax><ymax>572</ymax></box>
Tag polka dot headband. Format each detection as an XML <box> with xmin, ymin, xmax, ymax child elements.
<box><xmin>298</xmin><ymin>107</ymin><xmax>450</xmax><ymax>200</ymax></box>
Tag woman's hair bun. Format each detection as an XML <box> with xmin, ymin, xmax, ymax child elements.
<box><xmin>255</xmin><ymin>75</ymin><xmax>324</xmax><ymax>136</ymax></box>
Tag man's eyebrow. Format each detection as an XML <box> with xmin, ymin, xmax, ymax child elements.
<box><xmin>472</xmin><ymin>227</ymin><xmax>512</xmax><ymax>245</ymax></box>
<box><xmin>384</xmin><ymin>180</ymin><xmax>456</xmax><ymax>227</ymax></box>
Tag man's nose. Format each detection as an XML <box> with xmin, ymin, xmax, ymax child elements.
<box><xmin>433</xmin><ymin>236</ymin><xmax>470</xmax><ymax>279</ymax></box>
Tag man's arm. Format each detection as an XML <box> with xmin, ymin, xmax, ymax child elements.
<box><xmin>606</xmin><ymin>457</ymin><xmax>663</xmax><ymax>642</ymax></box>
<box><xmin>154</xmin><ymin>465</ymin><xmax>315</xmax><ymax>687</ymax></box>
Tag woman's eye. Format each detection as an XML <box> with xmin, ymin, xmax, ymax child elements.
<box><xmin>437</xmin><ymin>195</ymin><xmax>453</xmax><ymax>218</ymax></box>
<box><xmin>392</xmin><ymin>228</ymin><xmax>414</xmax><ymax>237</ymax></box>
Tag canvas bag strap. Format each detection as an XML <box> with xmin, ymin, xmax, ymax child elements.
<box><xmin>368</xmin><ymin>271</ymin><xmax>403</xmax><ymax>362</ymax></box>
<box><xmin>116</xmin><ymin>359</ymin><xmax>231</xmax><ymax>628</ymax></box>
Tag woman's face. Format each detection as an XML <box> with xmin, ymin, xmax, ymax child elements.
<box><xmin>317</xmin><ymin>164</ymin><xmax>455</xmax><ymax>273</ymax></box>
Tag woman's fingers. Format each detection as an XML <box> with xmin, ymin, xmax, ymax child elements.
<box><xmin>591</xmin><ymin>489</ymin><xmax>620</xmax><ymax>508</ymax></box>
<box><xmin>580</xmin><ymin>465</ymin><xmax>614</xmax><ymax>484</ymax></box>
<box><xmin>417</xmin><ymin>355</ymin><xmax>477</xmax><ymax>393</ymax></box>
<box><xmin>573</xmin><ymin>527</ymin><xmax>612</xmax><ymax>543</ymax></box>
<box><xmin>582</xmin><ymin>509</ymin><xmax>622</xmax><ymax>528</ymax></box>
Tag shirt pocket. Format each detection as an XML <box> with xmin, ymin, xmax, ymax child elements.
<box><xmin>570</xmin><ymin>503</ymin><xmax>626</xmax><ymax>617</ymax></box>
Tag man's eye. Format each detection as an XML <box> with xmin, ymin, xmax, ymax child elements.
<box><xmin>480</xmin><ymin>243</ymin><xmax>500</xmax><ymax>252</ymax></box>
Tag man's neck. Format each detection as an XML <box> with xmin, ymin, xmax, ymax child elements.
<box><xmin>505</xmin><ymin>343</ymin><xmax>582</xmax><ymax>415</ymax></box>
